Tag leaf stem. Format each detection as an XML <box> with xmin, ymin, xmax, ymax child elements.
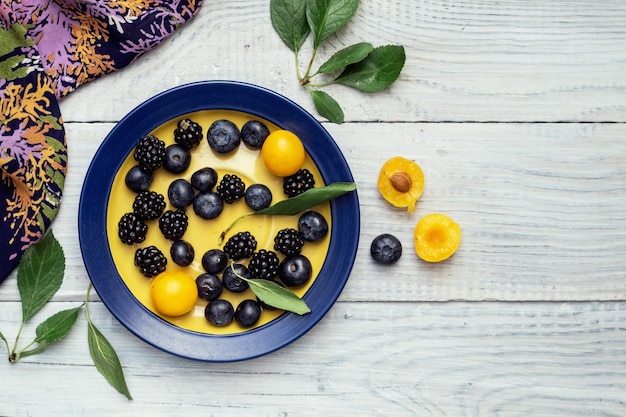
<box><xmin>9</xmin><ymin>320</ymin><xmax>26</xmax><ymax>362</ymax></box>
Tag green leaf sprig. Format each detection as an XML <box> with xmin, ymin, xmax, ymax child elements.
<box><xmin>219</xmin><ymin>181</ymin><xmax>356</xmax><ymax>243</ymax></box>
<box><xmin>230</xmin><ymin>263</ymin><xmax>310</xmax><ymax>315</ymax></box>
<box><xmin>1</xmin><ymin>230</ymin><xmax>132</xmax><ymax>399</ymax></box>
<box><xmin>270</xmin><ymin>0</ymin><xmax>406</xmax><ymax>123</ymax></box>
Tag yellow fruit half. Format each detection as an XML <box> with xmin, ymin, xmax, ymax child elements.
<box><xmin>377</xmin><ymin>156</ymin><xmax>424</xmax><ymax>213</ymax></box>
<box><xmin>150</xmin><ymin>270</ymin><xmax>198</xmax><ymax>316</ymax></box>
<box><xmin>414</xmin><ymin>213</ymin><xmax>461</xmax><ymax>262</ymax></box>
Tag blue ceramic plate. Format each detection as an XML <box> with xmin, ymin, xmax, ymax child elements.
<box><xmin>79</xmin><ymin>81</ymin><xmax>359</xmax><ymax>362</ymax></box>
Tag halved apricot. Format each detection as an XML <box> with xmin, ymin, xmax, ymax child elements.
<box><xmin>377</xmin><ymin>156</ymin><xmax>424</xmax><ymax>213</ymax></box>
<box><xmin>414</xmin><ymin>213</ymin><xmax>461</xmax><ymax>262</ymax></box>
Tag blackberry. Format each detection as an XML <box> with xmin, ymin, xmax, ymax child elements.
<box><xmin>273</xmin><ymin>228</ymin><xmax>304</xmax><ymax>256</ymax></box>
<box><xmin>133</xmin><ymin>135</ymin><xmax>165</xmax><ymax>172</ymax></box>
<box><xmin>217</xmin><ymin>174</ymin><xmax>245</xmax><ymax>204</ymax></box>
<box><xmin>132</xmin><ymin>190</ymin><xmax>166</xmax><ymax>220</ymax></box>
<box><xmin>134</xmin><ymin>245</ymin><xmax>167</xmax><ymax>277</ymax></box>
<box><xmin>117</xmin><ymin>212</ymin><xmax>148</xmax><ymax>245</ymax></box>
<box><xmin>158</xmin><ymin>209</ymin><xmax>188</xmax><ymax>240</ymax></box>
<box><xmin>174</xmin><ymin>118</ymin><xmax>203</xmax><ymax>149</ymax></box>
<box><xmin>248</xmin><ymin>249</ymin><xmax>279</xmax><ymax>280</ymax></box>
<box><xmin>223</xmin><ymin>231</ymin><xmax>257</xmax><ymax>260</ymax></box>
<box><xmin>283</xmin><ymin>168</ymin><xmax>315</xmax><ymax>197</ymax></box>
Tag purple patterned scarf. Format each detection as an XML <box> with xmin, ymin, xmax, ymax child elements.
<box><xmin>0</xmin><ymin>0</ymin><xmax>203</xmax><ymax>281</ymax></box>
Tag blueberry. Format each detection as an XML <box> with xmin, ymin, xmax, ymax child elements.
<box><xmin>370</xmin><ymin>233</ymin><xmax>402</xmax><ymax>264</ymax></box>
<box><xmin>222</xmin><ymin>263</ymin><xmax>250</xmax><ymax>293</ymax></box>
<box><xmin>125</xmin><ymin>165</ymin><xmax>153</xmax><ymax>193</ymax></box>
<box><xmin>201</xmin><ymin>248</ymin><xmax>228</xmax><ymax>274</ymax></box>
<box><xmin>235</xmin><ymin>299</ymin><xmax>262</xmax><ymax>327</ymax></box>
<box><xmin>170</xmin><ymin>240</ymin><xmax>195</xmax><ymax>267</ymax></box>
<box><xmin>191</xmin><ymin>167</ymin><xmax>218</xmax><ymax>192</ymax></box>
<box><xmin>205</xmin><ymin>299</ymin><xmax>234</xmax><ymax>327</ymax></box>
<box><xmin>298</xmin><ymin>211</ymin><xmax>329</xmax><ymax>242</ymax></box>
<box><xmin>278</xmin><ymin>254</ymin><xmax>312</xmax><ymax>287</ymax></box>
<box><xmin>195</xmin><ymin>273</ymin><xmax>223</xmax><ymax>301</ymax></box>
<box><xmin>207</xmin><ymin>119</ymin><xmax>240</xmax><ymax>154</ymax></box>
<box><xmin>241</xmin><ymin>120</ymin><xmax>269</xmax><ymax>149</ymax></box>
<box><xmin>163</xmin><ymin>144</ymin><xmax>191</xmax><ymax>174</ymax></box>
<box><xmin>193</xmin><ymin>191</ymin><xmax>223</xmax><ymax>219</ymax></box>
<box><xmin>244</xmin><ymin>184</ymin><xmax>273</xmax><ymax>211</ymax></box>
<box><xmin>168</xmin><ymin>179</ymin><xmax>194</xmax><ymax>209</ymax></box>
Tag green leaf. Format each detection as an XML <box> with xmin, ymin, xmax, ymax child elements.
<box><xmin>0</xmin><ymin>330</ymin><xmax>9</xmax><ymax>356</ymax></box>
<box><xmin>88</xmin><ymin>321</ymin><xmax>132</xmax><ymax>400</ymax></box>
<box><xmin>270</xmin><ymin>0</ymin><xmax>310</xmax><ymax>52</ymax></box>
<box><xmin>246</xmin><ymin>279</ymin><xmax>311</xmax><ymax>315</ymax></box>
<box><xmin>310</xmin><ymin>90</ymin><xmax>344</xmax><ymax>123</ymax></box>
<box><xmin>318</xmin><ymin>42</ymin><xmax>373</xmax><ymax>74</ymax></box>
<box><xmin>306</xmin><ymin>0</ymin><xmax>360</xmax><ymax>48</ymax></box>
<box><xmin>18</xmin><ymin>342</ymin><xmax>49</xmax><ymax>360</ymax></box>
<box><xmin>17</xmin><ymin>231</ymin><xmax>65</xmax><ymax>322</ymax></box>
<box><xmin>35</xmin><ymin>306</ymin><xmax>82</xmax><ymax>345</ymax></box>
<box><xmin>220</xmin><ymin>182</ymin><xmax>356</xmax><ymax>243</ymax></box>
<box><xmin>335</xmin><ymin>45</ymin><xmax>406</xmax><ymax>92</ymax></box>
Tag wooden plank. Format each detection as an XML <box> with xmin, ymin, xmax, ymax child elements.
<box><xmin>1</xmin><ymin>301</ymin><xmax>625</xmax><ymax>416</ymax></box>
<box><xmin>58</xmin><ymin>0</ymin><xmax>626</xmax><ymax>123</ymax></box>
<box><xmin>1</xmin><ymin>121</ymin><xmax>624</xmax><ymax>302</ymax></box>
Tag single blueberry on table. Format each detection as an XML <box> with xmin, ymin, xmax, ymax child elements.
<box><xmin>207</xmin><ymin>119</ymin><xmax>241</xmax><ymax>154</ymax></box>
<box><xmin>370</xmin><ymin>233</ymin><xmax>402</xmax><ymax>265</ymax></box>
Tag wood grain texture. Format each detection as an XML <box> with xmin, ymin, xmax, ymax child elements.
<box><xmin>58</xmin><ymin>0</ymin><xmax>626</xmax><ymax>123</ymax></box>
<box><xmin>1</xmin><ymin>301</ymin><xmax>625</xmax><ymax>416</ymax></box>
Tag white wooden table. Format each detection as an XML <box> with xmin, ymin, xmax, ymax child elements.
<box><xmin>2</xmin><ymin>1</ymin><xmax>626</xmax><ymax>415</ymax></box>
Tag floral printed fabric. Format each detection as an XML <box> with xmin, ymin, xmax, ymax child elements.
<box><xmin>0</xmin><ymin>0</ymin><xmax>202</xmax><ymax>281</ymax></box>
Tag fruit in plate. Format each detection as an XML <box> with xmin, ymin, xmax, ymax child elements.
<box><xmin>283</xmin><ymin>168</ymin><xmax>315</xmax><ymax>197</ymax></box>
<box><xmin>150</xmin><ymin>270</ymin><xmax>198</xmax><ymax>317</ymax></box>
<box><xmin>235</xmin><ymin>299</ymin><xmax>262</xmax><ymax>327</ymax></box>
<box><xmin>195</xmin><ymin>273</ymin><xmax>223</xmax><ymax>301</ymax></box>
<box><xmin>170</xmin><ymin>240</ymin><xmax>195</xmax><ymax>267</ymax></box>
<box><xmin>168</xmin><ymin>178</ymin><xmax>194</xmax><ymax>209</ymax></box>
<box><xmin>297</xmin><ymin>211</ymin><xmax>328</xmax><ymax>242</ymax></box>
<box><xmin>241</xmin><ymin>120</ymin><xmax>270</xmax><ymax>149</ymax></box>
<box><xmin>163</xmin><ymin>144</ymin><xmax>191</xmax><ymax>174</ymax></box>
<box><xmin>370</xmin><ymin>233</ymin><xmax>402</xmax><ymax>265</ymax></box>
<box><xmin>222</xmin><ymin>263</ymin><xmax>250</xmax><ymax>293</ymax></box>
<box><xmin>117</xmin><ymin>212</ymin><xmax>148</xmax><ymax>245</ymax></box>
<box><xmin>274</xmin><ymin>228</ymin><xmax>304</xmax><ymax>256</ymax></box>
<box><xmin>223</xmin><ymin>231</ymin><xmax>257</xmax><ymax>260</ymax></box>
<box><xmin>134</xmin><ymin>246</ymin><xmax>168</xmax><ymax>277</ymax></box>
<box><xmin>217</xmin><ymin>173</ymin><xmax>246</xmax><ymax>204</ymax></box>
<box><xmin>133</xmin><ymin>134</ymin><xmax>165</xmax><ymax>172</ymax></box>
<box><xmin>205</xmin><ymin>299</ymin><xmax>235</xmax><ymax>326</ymax></box>
<box><xmin>244</xmin><ymin>183</ymin><xmax>273</xmax><ymax>211</ymax></box>
<box><xmin>190</xmin><ymin>167</ymin><xmax>218</xmax><ymax>192</ymax></box>
<box><xmin>248</xmin><ymin>249</ymin><xmax>279</xmax><ymax>280</ymax></box>
<box><xmin>124</xmin><ymin>165</ymin><xmax>153</xmax><ymax>193</ymax></box>
<box><xmin>207</xmin><ymin>119</ymin><xmax>241</xmax><ymax>154</ymax></box>
<box><xmin>278</xmin><ymin>254</ymin><xmax>312</xmax><ymax>287</ymax></box>
<box><xmin>261</xmin><ymin>129</ymin><xmax>305</xmax><ymax>176</ymax></box>
<box><xmin>201</xmin><ymin>248</ymin><xmax>228</xmax><ymax>274</ymax></box>
<box><xmin>377</xmin><ymin>156</ymin><xmax>424</xmax><ymax>213</ymax></box>
<box><xmin>414</xmin><ymin>213</ymin><xmax>461</xmax><ymax>262</ymax></box>
<box><xmin>132</xmin><ymin>190</ymin><xmax>166</xmax><ymax>220</ymax></box>
<box><xmin>193</xmin><ymin>191</ymin><xmax>223</xmax><ymax>219</ymax></box>
<box><xmin>174</xmin><ymin>118</ymin><xmax>203</xmax><ymax>150</ymax></box>
<box><xmin>158</xmin><ymin>209</ymin><xmax>188</xmax><ymax>240</ymax></box>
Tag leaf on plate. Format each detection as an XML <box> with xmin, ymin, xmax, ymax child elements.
<box><xmin>270</xmin><ymin>0</ymin><xmax>310</xmax><ymax>52</ymax></box>
<box><xmin>88</xmin><ymin>320</ymin><xmax>133</xmax><ymax>400</ymax></box>
<box><xmin>35</xmin><ymin>305</ymin><xmax>82</xmax><ymax>345</ymax></box>
<box><xmin>318</xmin><ymin>42</ymin><xmax>373</xmax><ymax>74</ymax></box>
<box><xmin>17</xmin><ymin>230</ymin><xmax>65</xmax><ymax>322</ymax></box>
<box><xmin>220</xmin><ymin>182</ymin><xmax>356</xmax><ymax>242</ymax></box>
<box><xmin>246</xmin><ymin>278</ymin><xmax>311</xmax><ymax>315</ymax></box>
<box><xmin>306</xmin><ymin>0</ymin><xmax>360</xmax><ymax>48</ymax></box>
<box><xmin>334</xmin><ymin>45</ymin><xmax>406</xmax><ymax>92</ymax></box>
<box><xmin>310</xmin><ymin>90</ymin><xmax>344</xmax><ymax>123</ymax></box>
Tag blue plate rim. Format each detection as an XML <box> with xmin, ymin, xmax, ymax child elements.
<box><xmin>78</xmin><ymin>80</ymin><xmax>360</xmax><ymax>362</ymax></box>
